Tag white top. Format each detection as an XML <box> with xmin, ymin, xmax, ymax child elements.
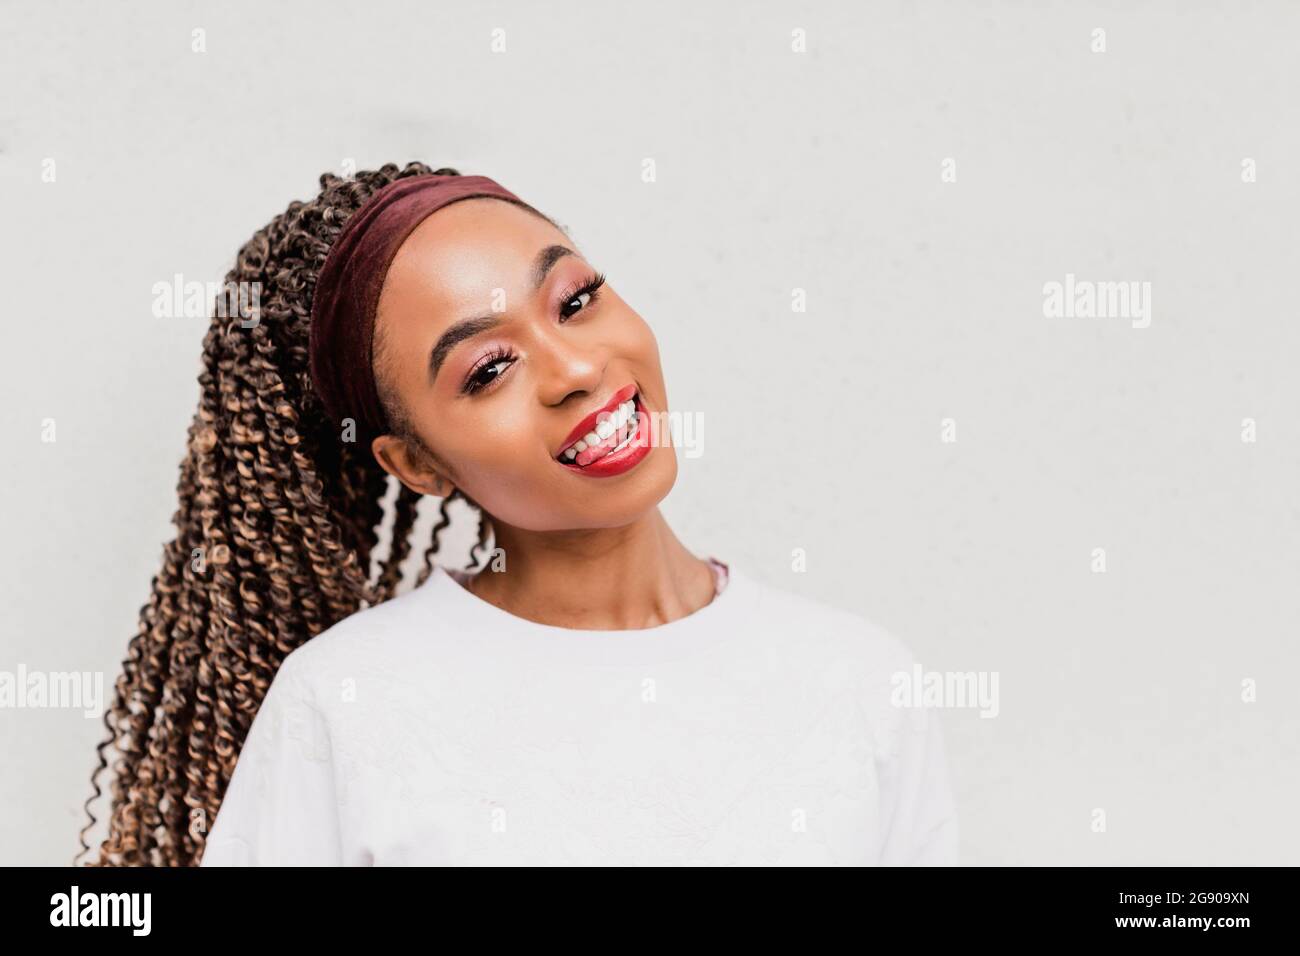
<box><xmin>200</xmin><ymin>559</ymin><xmax>959</xmax><ymax>866</ymax></box>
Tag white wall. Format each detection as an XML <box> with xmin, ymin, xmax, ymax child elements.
<box><xmin>1</xmin><ymin>0</ymin><xmax>1296</xmax><ymax>865</ymax></box>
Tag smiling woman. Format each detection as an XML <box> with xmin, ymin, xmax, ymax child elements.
<box><xmin>359</xmin><ymin>189</ymin><xmax>680</xmax><ymax>537</ymax></box>
<box><xmin>79</xmin><ymin>162</ymin><xmax>958</xmax><ymax>867</ymax></box>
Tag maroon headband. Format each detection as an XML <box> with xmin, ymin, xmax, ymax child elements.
<box><xmin>308</xmin><ymin>173</ymin><xmax>533</xmax><ymax>439</ymax></box>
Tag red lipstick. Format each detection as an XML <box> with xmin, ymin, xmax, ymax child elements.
<box><xmin>554</xmin><ymin>385</ymin><xmax>653</xmax><ymax>478</ymax></box>
<box><xmin>554</xmin><ymin>383</ymin><xmax>638</xmax><ymax>458</ymax></box>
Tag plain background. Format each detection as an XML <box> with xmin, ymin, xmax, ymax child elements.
<box><xmin>1</xmin><ymin>0</ymin><xmax>1297</xmax><ymax>865</ymax></box>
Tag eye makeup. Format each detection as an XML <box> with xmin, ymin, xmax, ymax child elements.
<box><xmin>457</xmin><ymin>270</ymin><xmax>607</xmax><ymax>396</ymax></box>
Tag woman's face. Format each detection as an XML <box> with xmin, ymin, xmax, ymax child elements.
<box><xmin>370</xmin><ymin>197</ymin><xmax>677</xmax><ymax>532</ymax></box>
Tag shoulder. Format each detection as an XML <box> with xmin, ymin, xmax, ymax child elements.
<box><xmin>737</xmin><ymin>568</ymin><xmax>928</xmax><ymax>759</ymax></box>
<box><xmin>271</xmin><ymin>580</ymin><xmax>439</xmax><ymax>697</ymax></box>
<box><xmin>740</xmin><ymin>567</ymin><xmax>919</xmax><ymax>673</ymax></box>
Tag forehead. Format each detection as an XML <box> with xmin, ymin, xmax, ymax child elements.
<box><xmin>379</xmin><ymin>197</ymin><xmax>567</xmax><ymax>320</ymax></box>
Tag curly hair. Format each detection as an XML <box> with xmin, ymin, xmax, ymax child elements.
<box><xmin>76</xmin><ymin>161</ymin><xmax>515</xmax><ymax>866</ymax></box>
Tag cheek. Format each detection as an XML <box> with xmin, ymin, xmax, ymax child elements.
<box><xmin>604</xmin><ymin>308</ymin><xmax>662</xmax><ymax>375</ymax></box>
<box><xmin>435</xmin><ymin>418</ymin><xmax>554</xmax><ymax>511</ymax></box>
<box><xmin>443</xmin><ymin>416</ymin><xmax>533</xmax><ymax>470</ymax></box>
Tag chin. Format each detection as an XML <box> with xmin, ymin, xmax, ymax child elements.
<box><xmin>595</xmin><ymin>449</ymin><xmax>677</xmax><ymax>529</ymax></box>
<box><xmin>500</xmin><ymin>444</ymin><xmax>680</xmax><ymax>533</ymax></box>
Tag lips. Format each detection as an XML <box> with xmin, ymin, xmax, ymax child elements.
<box><xmin>554</xmin><ymin>383</ymin><xmax>638</xmax><ymax>460</ymax></box>
<box><xmin>557</xmin><ymin>392</ymin><xmax>653</xmax><ymax>478</ymax></box>
<box><xmin>553</xmin><ymin>384</ymin><xmax>653</xmax><ymax>477</ymax></box>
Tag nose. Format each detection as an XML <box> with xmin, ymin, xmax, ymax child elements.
<box><xmin>531</xmin><ymin>322</ymin><xmax>608</xmax><ymax>408</ymax></box>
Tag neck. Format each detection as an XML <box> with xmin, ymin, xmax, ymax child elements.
<box><xmin>464</xmin><ymin>508</ymin><xmax>717</xmax><ymax>630</ymax></box>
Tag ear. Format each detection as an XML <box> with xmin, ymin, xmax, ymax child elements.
<box><xmin>370</xmin><ymin>433</ymin><xmax>455</xmax><ymax>498</ymax></box>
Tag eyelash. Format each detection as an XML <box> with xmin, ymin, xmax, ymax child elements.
<box><xmin>460</xmin><ymin>271</ymin><xmax>608</xmax><ymax>395</ymax></box>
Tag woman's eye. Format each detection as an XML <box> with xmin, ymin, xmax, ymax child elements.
<box><xmin>468</xmin><ymin>358</ymin><xmax>511</xmax><ymax>392</ymax></box>
<box><xmin>556</xmin><ymin>272</ymin><xmax>607</xmax><ymax>322</ymax></box>
<box><xmin>559</xmin><ymin>291</ymin><xmax>592</xmax><ymax>319</ymax></box>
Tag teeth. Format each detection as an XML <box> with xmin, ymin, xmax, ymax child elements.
<box><xmin>559</xmin><ymin>396</ymin><xmax>640</xmax><ymax>463</ymax></box>
<box><xmin>609</xmin><ymin>424</ymin><xmax>636</xmax><ymax>454</ymax></box>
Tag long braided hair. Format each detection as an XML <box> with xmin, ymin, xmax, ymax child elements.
<box><xmin>77</xmin><ymin>161</ymin><xmax>501</xmax><ymax>866</ymax></box>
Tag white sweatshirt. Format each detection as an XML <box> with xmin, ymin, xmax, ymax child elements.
<box><xmin>200</xmin><ymin>559</ymin><xmax>959</xmax><ymax>866</ymax></box>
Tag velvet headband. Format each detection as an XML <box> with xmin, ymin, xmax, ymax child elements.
<box><xmin>308</xmin><ymin>173</ymin><xmax>533</xmax><ymax>439</ymax></box>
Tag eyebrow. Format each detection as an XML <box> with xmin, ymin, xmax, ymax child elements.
<box><xmin>427</xmin><ymin>244</ymin><xmax>577</xmax><ymax>384</ymax></box>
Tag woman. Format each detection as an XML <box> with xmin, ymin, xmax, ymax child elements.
<box><xmin>79</xmin><ymin>162</ymin><xmax>958</xmax><ymax>866</ymax></box>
